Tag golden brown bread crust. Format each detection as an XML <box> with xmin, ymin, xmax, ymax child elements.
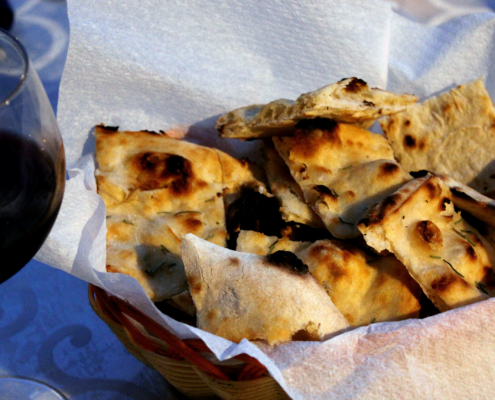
<box><xmin>181</xmin><ymin>234</ymin><xmax>350</xmax><ymax>345</ymax></box>
<box><xmin>95</xmin><ymin>126</ymin><xmax>227</xmax><ymax>301</ymax></box>
<box><xmin>273</xmin><ymin>121</ymin><xmax>411</xmax><ymax>238</ymax></box>
<box><xmin>381</xmin><ymin>78</ymin><xmax>495</xmax><ymax>194</ymax></box>
<box><xmin>359</xmin><ymin>175</ymin><xmax>495</xmax><ymax>311</ymax></box>
<box><xmin>236</xmin><ymin>231</ymin><xmax>421</xmax><ymax>326</ymax></box>
<box><xmin>261</xmin><ymin>140</ymin><xmax>324</xmax><ymax>228</ymax></box>
<box><xmin>216</xmin><ymin>78</ymin><xmax>417</xmax><ymax>139</ymax></box>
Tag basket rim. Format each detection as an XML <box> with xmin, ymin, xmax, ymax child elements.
<box><xmin>88</xmin><ymin>284</ymin><xmax>268</xmax><ymax>382</ymax></box>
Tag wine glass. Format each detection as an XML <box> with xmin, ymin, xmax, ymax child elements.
<box><xmin>0</xmin><ymin>28</ymin><xmax>66</xmax><ymax>399</ymax></box>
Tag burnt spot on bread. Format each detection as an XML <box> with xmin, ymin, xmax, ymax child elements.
<box><xmin>140</xmin><ymin>129</ymin><xmax>161</xmax><ymax>135</ymax></box>
<box><xmin>291</xmin><ymin>329</ymin><xmax>320</xmax><ymax>341</ymax></box>
<box><xmin>424</xmin><ymin>181</ymin><xmax>441</xmax><ymax>200</ymax></box>
<box><xmin>226</xmin><ymin>186</ymin><xmax>284</xmax><ymax>249</ymax></box>
<box><xmin>440</xmin><ymin>197</ymin><xmax>451</xmax><ymax>211</ymax></box>
<box><xmin>404</xmin><ymin>119</ymin><xmax>411</xmax><ymax>127</ymax></box>
<box><xmin>292</xmin><ymin>119</ymin><xmax>340</xmax><ymax>159</ymax></box>
<box><xmin>188</xmin><ymin>276</ymin><xmax>203</xmax><ymax>295</ymax></box>
<box><xmin>483</xmin><ymin>266</ymin><xmax>495</xmax><ymax>284</ymax></box>
<box><xmin>404</xmin><ymin>135</ymin><xmax>416</xmax><ymax>148</ymax></box>
<box><xmin>106</xmin><ymin>264</ymin><xmax>119</xmax><ymax>273</ymax></box>
<box><xmin>329</xmin><ymin>263</ymin><xmax>347</xmax><ymax>280</ymax></box>
<box><xmin>313</xmin><ymin>185</ymin><xmax>338</xmax><ymax>201</ymax></box>
<box><xmin>379</xmin><ymin>162</ymin><xmax>399</xmax><ymax>176</ymax></box>
<box><xmin>98</xmin><ymin>124</ymin><xmax>119</xmax><ymax>133</ymax></box>
<box><xmin>181</xmin><ymin>217</ymin><xmax>203</xmax><ymax>231</ymax></box>
<box><xmin>431</xmin><ymin>274</ymin><xmax>468</xmax><ymax>293</ymax></box>
<box><xmin>228</xmin><ymin>257</ymin><xmax>240</xmax><ymax>267</ymax></box>
<box><xmin>450</xmin><ymin>187</ymin><xmax>473</xmax><ymax>202</ymax></box>
<box><xmin>267</xmin><ymin>250</ymin><xmax>309</xmax><ymax>275</ymax></box>
<box><xmin>409</xmin><ymin>170</ymin><xmax>430</xmax><ymax>179</ymax></box>
<box><xmin>295</xmin><ymin>118</ymin><xmax>338</xmax><ymax>132</ymax></box>
<box><xmin>132</xmin><ymin>152</ymin><xmax>194</xmax><ymax>195</ymax></box>
<box><xmin>280</xmin><ymin>222</ymin><xmax>332</xmax><ymax>242</ymax></box>
<box><xmin>360</xmin><ymin>193</ymin><xmax>402</xmax><ymax>227</ymax></box>
<box><xmin>465</xmin><ymin>245</ymin><xmax>477</xmax><ymax>261</ymax></box>
<box><xmin>206</xmin><ymin>308</ymin><xmax>219</xmax><ymax>322</ymax></box>
<box><xmin>363</xmin><ymin>100</ymin><xmax>375</xmax><ymax>107</ymax></box>
<box><xmin>416</xmin><ymin>220</ymin><xmax>443</xmax><ymax>249</ymax></box>
<box><xmin>343</xmin><ymin>77</ymin><xmax>367</xmax><ymax>93</ymax></box>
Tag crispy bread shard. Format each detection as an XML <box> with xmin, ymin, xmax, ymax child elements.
<box><xmin>436</xmin><ymin>173</ymin><xmax>495</xmax><ymax>228</ymax></box>
<box><xmin>216</xmin><ymin>78</ymin><xmax>418</xmax><ymax>139</ymax></box>
<box><xmin>261</xmin><ymin>140</ymin><xmax>324</xmax><ymax>228</ymax></box>
<box><xmin>236</xmin><ymin>230</ymin><xmax>311</xmax><ymax>255</ymax></box>
<box><xmin>95</xmin><ymin>126</ymin><xmax>227</xmax><ymax>301</ymax></box>
<box><xmin>273</xmin><ymin>120</ymin><xmax>411</xmax><ymax>238</ymax></box>
<box><xmin>215</xmin><ymin>149</ymin><xmax>269</xmax><ymax>209</ymax></box>
<box><xmin>236</xmin><ymin>231</ymin><xmax>421</xmax><ymax>327</ymax></box>
<box><xmin>358</xmin><ymin>175</ymin><xmax>495</xmax><ymax>312</ymax></box>
<box><xmin>381</xmin><ymin>79</ymin><xmax>495</xmax><ymax>195</ymax></box>
<box><xmin>181</xmin><ymin>234</ymin><xmax>349</xmax><ymax>345</ymax></box>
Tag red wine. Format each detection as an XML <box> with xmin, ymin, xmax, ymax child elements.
<box><xmin>0</xmin><ymin>131</ymin><xmax>65</xmax><ymax>283</ymax></box>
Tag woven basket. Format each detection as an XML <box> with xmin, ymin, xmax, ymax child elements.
<box><xmin>88</xmin><ymin>284</ymin><xmax>290</xmax><ymax>399</ymax></box>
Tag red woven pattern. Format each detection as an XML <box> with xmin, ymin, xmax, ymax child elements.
<box><xmin>89</xmin><ymin>284</ymin><xmax>268</xmax><ymax>382</ymax></box>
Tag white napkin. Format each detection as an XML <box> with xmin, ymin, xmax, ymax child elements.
<box><xmin>36</xmin><ymin>0</ymin><xmax>495</xmax><ymax>398</ymax></box>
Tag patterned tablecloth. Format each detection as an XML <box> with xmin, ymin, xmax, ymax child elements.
<box><xmin>1</xmin><ymin>1</ymin><xmax>183</xmax><ymax>399</ymax></box>
<box><xmin>2</xmin><ymin>1</ymin><xmax>495</xmax><ymax>399</ymax></box>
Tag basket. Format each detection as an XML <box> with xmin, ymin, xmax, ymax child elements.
<box><xmin>88</xmin><ymin>284</ymin><xmax>290</xmax><ymax>399</ymax></box>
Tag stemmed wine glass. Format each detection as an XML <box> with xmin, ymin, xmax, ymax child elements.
<box><xmin>0</xmin><ymin>28</ymin><xmax>66</xmax><ymax>399</ymax></box>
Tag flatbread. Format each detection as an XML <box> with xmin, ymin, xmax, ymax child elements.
<box><xmin>261</xmin><ymin>140</ymin><xmax>324</xmax><ymax>228</ymax></box>
<box><xmin>381</xmin><ymin>78</ymin><xmax>495</xmax><ymax>194</ymax></box>
<box><xmin>236</xmin><ymin>231</ymin><xmax>421</xmax><ymax>327</ymax></box>
<box><xmin>273</xmin><ymin>120</ymin><xmax>411</xmax><ymax>238</ymax></box>
<box><xmin>436</xmin><ymin>173</ymin><xmax>495</xmax><ymax>228</ymax></box>
<box><xmin>216</xmin><ymin>78</ymin><xmax>418</xmax><ymax>139</ymax></box>
<box><xmin>215</xmin><ymin>149</ymin><xmax>269</xmax><ymax>208</ymax></box>
<box><xmin>181</xmin><ymin>234</ymin><xmax>349</xmax><ymax>345</ymax></box>
<box><xmin>358</xmin><ymin>175</ymin><xmax>495</xmax><ymax>312</ymax></box>
<box><xmin>236</xmin><ymin>230</ymin><xmax>311</xmax><ymax>255</ymax></box>
<box><xmin>95</xmin><ymin>126</ymin><xmax>227</xmax><ymax>301</ymax></box>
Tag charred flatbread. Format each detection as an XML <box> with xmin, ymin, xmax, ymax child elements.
<box><xmin>273</xmin><ymin>120</ymin><xmax>411</xmax><ymax>238</ymax></box>
<box><xmin>235</xmin><ymin>230</ymin><xmax>311</xmax><ymax>255</ymax></box>
<box><xmin>236</xmin><ymin>231</ymin><xmax>421</xmax><ymax>326</ymax></box>
<box><xmin>216</xmin><ymin>78</ymin><xmax>417</xmax><ymax>139</ymax></box>
<box><xmin>381</xmin><ymin>79</ymin><xmax>495</xmax><ymax>194</ymax></box>
<box><xmin>358</xmin><ymin>175</ymin><xmax>495</xmax><ymax>312</ymax></box>
<box><xmin>261</xmin><ymin>140</ymin><xmax>324</xmax><ymax>228</ymax></box>
<box><xmin>95</xmin><ymin>126</ymin><xmax>227</xmax><ymax>301</ymax></box>
<box><xmin>181</xmin><ymin>234</ymin><xmax>349</xmax><ymax>345</ymax></box>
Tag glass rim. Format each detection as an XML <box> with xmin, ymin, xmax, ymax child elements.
<box><xmin>0</xmin><ymin>27</ymin><xmax>30</xmax><ymax>108</ymax></box>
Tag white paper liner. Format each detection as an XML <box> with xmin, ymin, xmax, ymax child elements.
<box><xmin>36</xmin><ymin>1</ymin><xmax>495</xmax><ymax>398</ymax></box>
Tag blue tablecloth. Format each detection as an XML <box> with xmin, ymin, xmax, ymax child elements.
<box><xmin>1</xmin><ymin>1</ymin><xmax>183</xmax><ymax>398</ymax></box>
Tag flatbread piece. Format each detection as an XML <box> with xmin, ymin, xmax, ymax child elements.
<box><xmin>95</xmin><ymin>126</ymin><xmax>227</xmax><ymax>301</ymax></box>
<box><xmin>381</xmin><ymin>79</ymin><xmax>495</xmax><ymax>194</ymax></box>
<box><xmin>181</xmin><ymin>234</ymin><xmax>349</xmax><ymax>345</ymax></box>
<box><xmin>358</xmin><ymin>175</ymin><xmax>495</xmax><ymax>311</ymax></box>
<box><xmin>273</xmin><ymin>120</ymin><xmax>411</xmax><ymax>238</ymax></box>
<box><xmin>217</xmin><ymin>78</ymin><xmax>417</xmax><ymax>139</ymax></box>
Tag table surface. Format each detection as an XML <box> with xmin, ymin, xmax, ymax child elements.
<box><xmin>1</xmin><ymin>1</ymin><xmax>184</xmax><ymax>399</ymax></box>
<box><xmin>3</xmin><ymin>1</ymin><xmax>495</xmax><ymax>399</ymax></box>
